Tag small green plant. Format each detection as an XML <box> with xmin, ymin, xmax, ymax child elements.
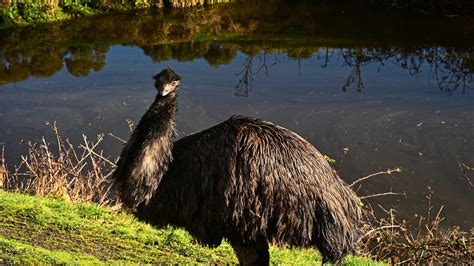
<box><xmin>1</xmin><ymin>0</ymin><xmax>70</xmax><ymax>26</ymax></box>
<box><xmin>62</xmin><ymin>2</ymin><xmax>96</xmax><ymax>16</ymax></box>
<box><xmin>323</xmin><ymin>155</ymin><xmax>336</xmax><ymax>165</ymax></box>
<box><xmin>0</xmin><ymin>0</ymin><xmax>233</xmax><ymax>27</ymax></box>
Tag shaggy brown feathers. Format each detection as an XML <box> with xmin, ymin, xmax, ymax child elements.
<box><xmin>112</xmin><ymin>69</ymin><xmax>362</xmax><ymax>264</ymax></box>
<box><xmin>112</xmin><ymin>68</ymin><xmax>179</xmax><ymax>210</ymax></box>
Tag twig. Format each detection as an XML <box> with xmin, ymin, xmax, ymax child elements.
<box><xmin>4</xmin><ymin>123</ymin><xmax>115</xmax><ymax>206</ymax></box>
<box><xmin>458</xmin><ymin>162</ymin><xmax>474</xmax><ymax>188</ymax></box>
<box><xmin>0</xmin><ymin>145</ymin><xmax>6</xmax><ymax>188</ymax></box>
<box><xmin>349</xmin><ymin>167</ymin><xmax>401</xmax><ymax>188</ymax></box>
<box><xmin>358</xmin><ymin>225</ymin><xmax>404</xmax><ymax>243</ymax></box>
<box><xmin>360</xmin><ymin>191</ymin><xmax>405</xmax><ymax>199</ymax></box>
<box><xmin>337</xmin><ymin>147</ymin><xmax>349</xmax><ymax>172</ymax></box>
<box><xmin>107</xmin><ymin>132</ymin><xmax>127</xmax><ymax>144</ymax></box>
<box><xmin>79</xmin><ymin>144</ymin><xmax>116</xmax><ymax>167</ymax></box>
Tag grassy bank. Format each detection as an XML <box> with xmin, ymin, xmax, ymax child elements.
<box><xmin>0</xmin><ymin>190</ymin><xmax>378</xmax><ymax>264</ymax></box>
<box><xmin>1</xmin><ymin>0</ymin><xmax>474</xmax><ymax>28</ymax></box>
<box><xmin>0</xmin><ymin>0</ymin><xmax>232</xmax><ymax>27</ymax></box>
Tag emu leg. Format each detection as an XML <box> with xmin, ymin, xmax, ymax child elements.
<box><xmin>231</xmin><ymin>237</ymin><xmax>269</xmax><ymax>266</ymax></box>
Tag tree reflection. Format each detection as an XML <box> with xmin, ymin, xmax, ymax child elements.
<box><xmin>143</xmin><ymin>42</ymin><xmax>237</xmax><ymax>67</ymax></box>
<box><xmin>425</xmin><ymin>48</ymin><xmax>473</xmax><ymax>95</ymax></box>
<box><xmin>204</xmin><ymin>42</ymin><xmax>237</xmax><ymax>67</ymax></box>
<box><xmin>0</xmin><ymin>47</ymin><xmax>65</xmax><ymax>85</ymax></box>
<box><xmin>342</xmin><ymin>64</ymin><xmax>364</xmax><ymax>92</ymax></box>
<box><xmin>339</xmin><ymin>48</ymin><xmax>381</xmax><ymax>92</ymax></box>
<box><xmin>231</xmin><ymin>46</ymin><xmax>473</xmax><ymax>96</ymax></box>
<box><xmin>0</xmin><ymin>3</ymin><xmax>472</xmax><ymax>96</ymax></box>
<box><xmin>65</xmin><ymin>46</ymin><xmax>108</xmax><ymax>77</ymax></box>
<box><xmin>335</xmin><ymin>47</ymin><xmax>473</xmax><ymax>95</ymax></box>
<box><xmin>1</xmin><ymin>40</ymin><xmax>472</xmax><ymax>97</ymax></box>
<box><xmin>234</xmin><ymin>52</ymin><xmax>279</xmax><ymax>97</ymax></box>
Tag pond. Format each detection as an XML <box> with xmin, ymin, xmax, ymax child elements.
<box><xmin>0</xmin><ymin>2</ymin><xmax>473</xmax><ymax>228</ymax></box>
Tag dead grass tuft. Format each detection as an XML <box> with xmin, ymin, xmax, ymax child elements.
<box><xmin>355</xmin><ymin>172</ymin><xmax>473</xmax><ymax>264</ymax></box>
<box><xmin>1</xmin><ymin>122</ymin><xmax>116</xmax><ymax>206</ymax></box>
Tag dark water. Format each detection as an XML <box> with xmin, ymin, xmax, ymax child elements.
<box><xmin>1</xmin><ymin>3</ymin><xmax>473</xmax><ymax>228</ymax></box>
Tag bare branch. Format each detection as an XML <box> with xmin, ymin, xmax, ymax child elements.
<box><xmin>349</xmin><ymin>167</ymin><xmax>401</xmax><ymax>188</ymax></box>
<box><xmin>107</xmin><ymin>132</ymin><xmax>127</xmax><ymax>144</ymax></box>
<box><xmin>360</xmin><ymin>191</ymin><xmax>405</xmax><ymax>199</ymax></box>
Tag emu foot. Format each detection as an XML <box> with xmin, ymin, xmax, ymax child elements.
<box><xmin>230</xmin><ymin>236</ymin><xmax>269</xmax><ymax>266</ymax></box>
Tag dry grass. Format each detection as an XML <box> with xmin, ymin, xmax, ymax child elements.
<box><xmin>332</xmin><ymin>148</ymin><xmax>473</xmax><ymax>264</ymax></box>
<box><xmin>458</xmin><ymin>162</ymin><xmax>474</xmax><ymax>188</ymax></box>
<box><xmin>354</xmin><ymin>174</ymin><xmax>473</xmax><ymax>264</ymax></box>
<box><xmin>1</xmin><ymin>122</ymin><xmax>115</xmax><ymax>206</ymax></box>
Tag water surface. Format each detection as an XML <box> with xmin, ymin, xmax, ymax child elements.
<box><xmin>1</xmin><ymin>3</ymin><xmax>473</xmax><ymax>228</ymax></box>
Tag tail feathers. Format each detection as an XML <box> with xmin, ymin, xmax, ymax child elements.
<box><xmin>314</xmin><ymin>187</ymin><xmax>362</xmax><ymax>263</ymax></box>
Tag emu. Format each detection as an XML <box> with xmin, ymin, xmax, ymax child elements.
<box><xmin>112</xmin><ymin>68</ymin><xmax>362</xmax><ymax>265</ymax></box>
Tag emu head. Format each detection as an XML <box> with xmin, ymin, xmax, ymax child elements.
<box><xmin>153</xmin><ymin>68</ymin><xmax>181</xmax><ymax>96</ymax></box>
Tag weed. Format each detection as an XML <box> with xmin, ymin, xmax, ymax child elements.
<box><xmin>357</xmin><ymin>183</ymin><xmax>473</xmax><ymax>263</ymax></box>
<box><xmin>3</xmin><ymin>122</ymin><xmax>115</xmax><ymax>206</ymax></box>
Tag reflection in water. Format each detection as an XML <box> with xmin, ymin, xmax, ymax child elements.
<box><xmin>234</xmin><ymin>52</ymin><xmax>279</xmax><ymax>97</ymax></box>
<box><xmin>1</xmin><ymin>2</ymin><xmax>474</xmax><ymax>94</ymax></box>
<box><xmin>1</xmin><ymin>43</ymin><xmax>473</xmax><ymax>96</ymax></box>
<box><xmin>335</xmin><ymin>48</ymin><xmax>474</xmax><ymax>95</ymax></box>
<box><xmin>232</xmin><ymin>47</ymin><xmax>474</xmax><ymax>96</ymax></box>
<box><xmin>143</xmin><ymin>42</ymin><xmax>237</xmax><ymax>66</ymax></box>
<box><xmin>65</xmin><ymin>46</ymin><xmax>109</xmax><ymax>77</ymax></box>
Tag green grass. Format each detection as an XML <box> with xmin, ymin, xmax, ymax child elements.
<box><xmin>0</xmin><ymin>0</ymin><xmax>231</xmax><ymax>28</ymax></box>
<box><xmin>0</xmin><ymin>190</ymin><xmax>380</xmax><ymax>264</ymax></box>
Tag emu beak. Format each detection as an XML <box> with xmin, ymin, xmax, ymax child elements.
<box><xmin>161</xmin><ymin>80</ymin><xmax>180</xmax><ymax>96</ymax></box>
<box><xmin>161</xmin><ymin>87</ymin><xmax>171</xmax><ymax>96</ymax></box>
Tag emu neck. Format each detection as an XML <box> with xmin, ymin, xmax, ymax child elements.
<box><xmin>115</xmin><ymin>92</ymin><xmax>177</xmax><ymax>212</ymax></box>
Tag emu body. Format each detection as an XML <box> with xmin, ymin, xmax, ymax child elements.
<box><xmin>112</xmin><ymin>69</ymin><xmax>362</xmax><ymax>265</ymax></box>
